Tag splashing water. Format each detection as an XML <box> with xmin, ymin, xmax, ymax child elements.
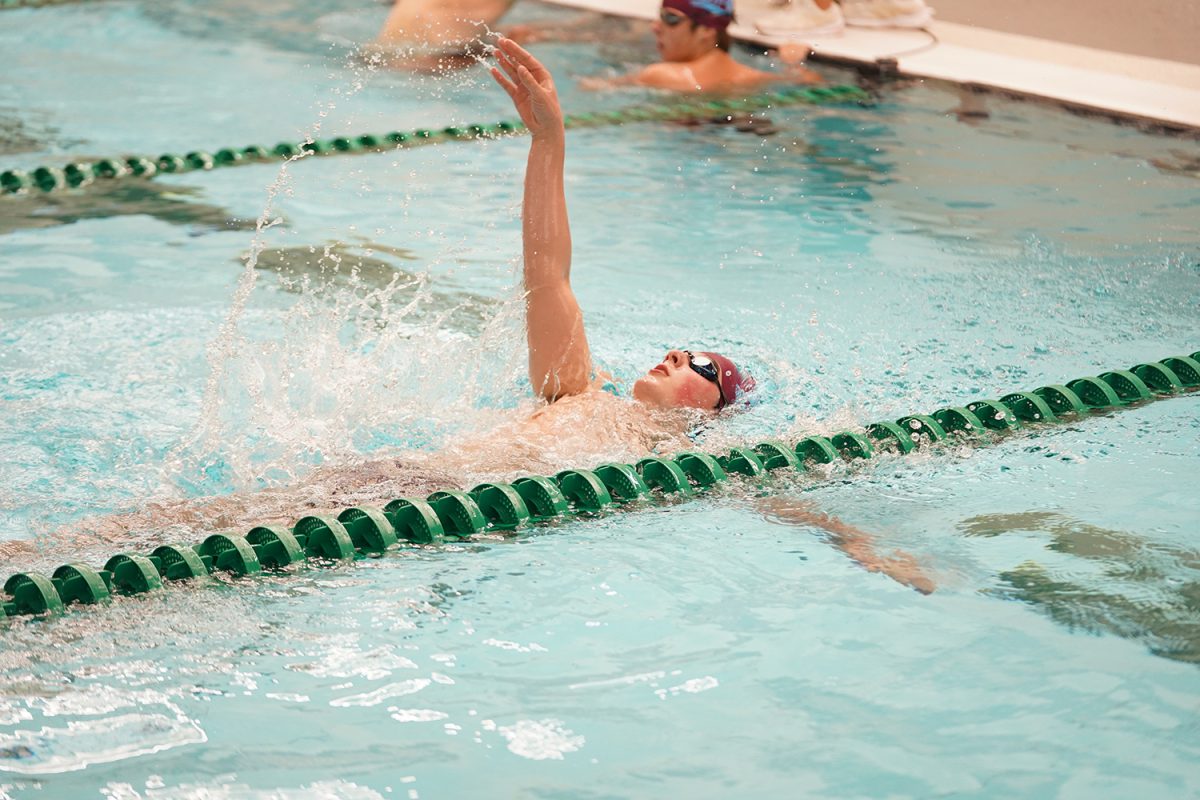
<box><xmin>160</xmin><ymin>45</ymin><xmax>531</xmax><ymax>499</ymax></box>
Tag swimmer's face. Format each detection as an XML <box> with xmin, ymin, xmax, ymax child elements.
<box><xmin>653</xmin><ymin>6</ymin><xmax>715</xmax><ymax>62</ymax></box>
<box><xmin>632</xmin><ymin>349</ymin><xmax>722</xmax><ymax>410</ymax></box>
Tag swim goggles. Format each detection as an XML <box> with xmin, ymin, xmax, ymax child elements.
<box><xmin>659</xmin><ymin>9</ymin><xmax>688</xmax><ymax>26</ymax></box>
<box><xmin>685</xmin><ymin>351</ymin><xmax>718</xmax><ymax>381</ymax></box>
<box><xmin>685</xmin><ymin>351</ymin><xmax>726</xmax><ymax>407</ymax></box>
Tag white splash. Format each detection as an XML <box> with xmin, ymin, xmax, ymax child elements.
<box><xmin>654</xmin><ymin>676</ymin><xmax>719</xmax><ymax>700</ymax></box>
<box><xmin>98</xmin><ymin>778</ymin><xmax>385</xmax><ymax>799</ymax></box>
<box><xmin>330</xmin><ymin>679</ymin><xmax>431</xmax><ymax>707</ymax></box>
<box><xmin>0</xmin><ymin>713</ymin><xmax>206</xmax><ymax>776</ymax></box>
<box><xmin>481</xmin><ymin>639</ymin><xmax>548</xmax><ymax>653</ymax></box>
<box><xmin>497</xmin><ymin>719</ymin><xmax>584</xmax><ymax>761</ymax></box>
<box><xmin>287</xmin><ymin>642</ymin><xmax>418</xmax><ymax>680</ymax></box>
<box><xmin>388</xmin><ymin>709</ymin><xmax>449</xmax><ymax>723</ymax></box>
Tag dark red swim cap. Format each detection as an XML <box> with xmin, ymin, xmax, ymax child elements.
<box><xmin>699</xmin><ymin>351</ymin><xmax>756</xmax><ymax>409</ymax></box>
<box><xmin>662</xmin><ymin>0</ymin><xmax>735</xmax><ymax>31</ymax></box>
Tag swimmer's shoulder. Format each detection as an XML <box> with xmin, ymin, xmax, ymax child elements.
<box><xmin>527</xmin><ymin>383</ymin><xmax>627</xmax><ymax>421</ymax></box>
<box><xmin>633</xmin><ymin>62</ymin><xmax>703</xmax><ymax>92</ymax></box>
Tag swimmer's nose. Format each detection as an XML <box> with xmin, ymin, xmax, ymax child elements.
<box><xmin>665</xmin><ymin>349</ymin><xmax>687</xmax><ymax>369</ymax></box>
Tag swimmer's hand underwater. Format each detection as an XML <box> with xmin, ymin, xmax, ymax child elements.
<box><xmin>762</xmin><ymin>498</ymin><xmax>937</xmax><ymax>595</ymax></box>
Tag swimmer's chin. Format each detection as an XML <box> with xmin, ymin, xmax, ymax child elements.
<box><xmin>631</xmin><ymin>376</ymin><xmax>714</xmax><ymax>414</ymax></box>
<box><xmin>631</xmin><ymin>375</ymin><xmax>659</xmax><ymax>405</ymax></box>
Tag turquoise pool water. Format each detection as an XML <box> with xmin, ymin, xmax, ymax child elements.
<box><xmin>2</xmin><ymin>0</ymin><xmax>1199</xmax><ymax>797</ymax></box>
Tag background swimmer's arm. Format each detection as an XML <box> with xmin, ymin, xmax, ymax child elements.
<box><xmin>492</xmin><ymin>39</ymin><xmax>593</xmax><ymax>402</ymax></box>
<box><xmin>775</xmin><ymin>43</ymin><xmax>823</xmax><ymax>85</ymax></box>
<box><xmin>760</xmin><ymin>497</ymin><xmax>936</xmax><ymax>594</ymax></box>
<box><xmin>785</xmin><ymin>64</ymin><xmax>822</xmax><ymax>84</ymax></box>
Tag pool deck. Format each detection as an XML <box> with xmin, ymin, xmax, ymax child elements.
<box><xmin>544</xmin><ymin>0</ymin><xmax>1200</xmax><ymax>133</ymax></box>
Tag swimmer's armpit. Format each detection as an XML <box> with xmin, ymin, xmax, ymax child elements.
<box><xmin>760</xmin><ymin>497</ymin><xmax>936</xmax><ymax>594</ymax></box>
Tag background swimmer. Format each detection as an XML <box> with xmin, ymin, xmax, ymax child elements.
<box><xmin>582</xmin><ymin>0</ymin><xmax>821</xmax><ymax>93</ymax></box>
<box><xmin>376</xmin><ymin>0</ymin><xmax>517</xmax><ymax>48</ymax></box>
<box><xmin>490</xmin><ymin>37</ymin><xmax>932</xmax><ymax>592</ymax></box>
<box><xmin>369</xmin><ymin>0</ymin><xmax>518</xmax><ymax>71</ymax></box>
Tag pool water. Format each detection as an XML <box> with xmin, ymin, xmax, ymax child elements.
<box><xmin>2</xmin><ymin>0</ymin><xmax>1199</xmax><ymax>797</ymax></box>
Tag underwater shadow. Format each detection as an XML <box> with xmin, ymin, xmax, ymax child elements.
<box><xmin>962</xmin><ymin>511</ymin><xmax>1200</xmax><ymax>665</ymax></box>
<box><xmin>0</xmin><ymin>180</ymin><xmax>255</xmax><ymax>237</ymax></box>
<box><xmin>252</xmin><ymin>241</ymin><xmax>502</xmax><ymax>336</ymax></box>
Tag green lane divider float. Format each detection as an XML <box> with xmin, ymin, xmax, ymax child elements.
<box><xmin>3</xmin><ymin>351</ymin><xmax>1197</xmax><ymax>622</ymax></box>
<box><xmin>0</xmin><ymin>85</ymin><xmax>868</xmax><ymax>196</ymax></box>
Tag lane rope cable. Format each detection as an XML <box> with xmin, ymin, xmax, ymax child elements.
<box><xmin>0</xmin><ymin>85</ymin><xmax>870</xmax><ymax>196</ymax></box>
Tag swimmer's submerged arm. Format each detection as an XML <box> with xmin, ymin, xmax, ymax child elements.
<box><xmin>761</xmin><ymin>498</ymin><xmax>936</xmax><ymax>594</ymax></box>
<box><xmin>492</xmin><ymin>38</ymin><xmax>592</xmax><ymax>402</ymax></box>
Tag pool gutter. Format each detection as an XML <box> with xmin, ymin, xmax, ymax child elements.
<box><xmin>542</xmin><ymin>0</ymin><xmax>1200</xmax><ymax>135</ymax></box>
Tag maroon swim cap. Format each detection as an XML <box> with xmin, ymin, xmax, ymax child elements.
<box><xmin>699</xmin><ymin>351</ymin><xmax>756</xmax><ymax>409</ymax></box>
<box><xmin>662</xmin><ymin>0</ymin><xmax>735</xmax><ymax>31</ymax></box>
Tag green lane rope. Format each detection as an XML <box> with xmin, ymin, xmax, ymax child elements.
<box><xmin>3</xmin><ymin>351</ymin><xmax>1197</xmax><ymax>621</ymax></box>
<box><xmin>0</xmin><ymin>85</ymin><xmax>868</xmax><ymax>196</ymax></box>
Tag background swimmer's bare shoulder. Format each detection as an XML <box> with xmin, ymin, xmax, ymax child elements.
<box><xmin>580</xmin><ymin>62</ymin><xmax>703</xmax><ymax>93</ymax></box>
<box><xmin>631</xmin><ymin>62</ymin><xmax>703</xmax><ymax>92</ymax></box>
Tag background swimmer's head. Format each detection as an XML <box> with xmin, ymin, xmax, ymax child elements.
<box><xmin>633</xmin><ymin>349</ymin><xmax>756</xmax><ymax>411</ymax></box>
<box><xmin>654</xmin><ymin>0</ymin><xmax>734</xmax><ymax>61</ymax></box>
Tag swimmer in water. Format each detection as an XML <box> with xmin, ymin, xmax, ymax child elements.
<box><xmin>490</xmin><ymin>39</ymin><xmax>933</xmax><ymax>593</ymax></box>
<box><xmin>370</xmin><ymin>0</ymin><xmax>519</xmax><ymax>71</ymax></box>
<box><xmin>582</xmin><ymin>0</ymin><xmax>821</xmax><ymax>93</ymax></box>
<box><xmin>377</xmin><ymin>0</ymin><xmax>517</xmax><ymax>47</ymax></box>
<box><xmin>0</xmin><ymin>39</ymin><xmax>932</xmax><ymax>596</ymax></box>
<box><xmin>488</xmin><ymin>38</ymin><xmax>752</xmax><ymax>429</ymax></box>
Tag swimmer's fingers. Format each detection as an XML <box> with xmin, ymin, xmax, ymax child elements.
<box><xmin>497</xmin><ymin>37</ymin><xmax>552</xmax><ymax>85</ymax></box>
<box><xmin>516</xmin><ymin>64</ymin><xmax>547</xmax><ymax>98</ymax></box>
<box><xmin>495</xmin><ymin>47</ymin><xmax>522</xmax><ymax>88</ymax></box>
<box><xmin>490</xmin><ymin>66</ymin><xmax>519</xmax><ymax>102</ymax></box>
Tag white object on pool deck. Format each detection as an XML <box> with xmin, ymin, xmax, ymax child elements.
<box><xmin>746</xmin><ymin>0</ymin><xmax>846</xmax><ymax>38</ymax></box>
<box><xmin>840</xmin><ymin>0</ymin><xmax>934</xmax><ymax>29</ymax></box>
<box><xmin>544</xmin><ymin>0</ymin><xmax>1200</xmax><ymax>131</ymax></box>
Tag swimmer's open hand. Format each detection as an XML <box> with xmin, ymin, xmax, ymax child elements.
<box><xmin>491</xmin><ymin>38</ymin><xmax>563</xmax><ymax>142</ymax></box>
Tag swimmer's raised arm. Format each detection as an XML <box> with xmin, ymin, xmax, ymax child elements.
<box><xmin>491</xmin><ymin>39</ymin><xmax>592</xmax><ymax>402</ymax></box>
